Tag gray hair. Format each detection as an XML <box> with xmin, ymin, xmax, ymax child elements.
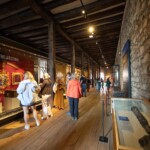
<box><xmin>44</xmin><ymin>73</ymin><xmax>50</xmax><ymax>79</ymax></box>
<box><xmin>71</xmin><ymin>73</ymin><xmax>78</xmax><ymax>79</ymax></box>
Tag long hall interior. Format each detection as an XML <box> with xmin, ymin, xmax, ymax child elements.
<box><xmin>0</xmin><ymin>89</ymin><xmax>113</xmax><ymax>150</ymax></box>
<box><xmin>0</xmin><ymin>0</ymin><xmax>150</xmax><ymax>150</ymax></box>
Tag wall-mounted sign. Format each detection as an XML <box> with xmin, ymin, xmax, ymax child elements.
<box><xmin>0</xmin><ymin>54</ymin><xmax>19</xmax><ymax>62</ymax></box>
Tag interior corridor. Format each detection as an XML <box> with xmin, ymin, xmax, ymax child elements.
<box><xmin>0</xmin><ymin>88</ymin><xmax>113</xmax><ymax>150</ymax></box>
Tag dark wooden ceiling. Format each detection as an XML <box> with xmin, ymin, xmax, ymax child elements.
<box><xmin>0</xmin><ymin>0</ymin><xmax>126</xmax><ymax>69</ymax></box>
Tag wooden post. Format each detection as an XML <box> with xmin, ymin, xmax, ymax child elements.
<box><xmin>99</xmin><ymin>64</ymin><xmax>101</xmax><ymax>79</ymax></box>
<box><xmin>71</xmin><ymin>43</ymin><xmax>75</xmax><ymax>73</ymax></box>
<box><xmin>48</xmin><ymin>21</ymin><xmax>56</xmax><ymax>98</ymax></box>
<box><xmin>87</xmin><ymin>57</ymin><xmax>90</xmax><ymax>78</ymax></box>
<box><xmin>91</xmin><ymin>61</ymin><xmax>94</xmax><ymax>87</ymax></box>
<box><xmin>81</xmin><ymin>52</ymin><xmax>84</xmax><ymax>75</ymax></box>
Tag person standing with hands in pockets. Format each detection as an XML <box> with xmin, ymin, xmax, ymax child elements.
<box><xmin>67</xmin><ymin>73</ymin><xmax>82</xmax><ymax>121</ymax></box>
<box><xmin>17</xmin><ymin>71</ymin><xmax>40</xmax><ymax>130</ymax></box>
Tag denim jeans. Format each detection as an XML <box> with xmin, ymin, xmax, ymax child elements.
<box><xmin>68</xmin><ymin>97</ymin><xmax>79</xmax><ymax>118</ymax></box>
<box><xmin>81</xmin><ymin>83</ymin><xmax>86</xmax><ymax>96</ymax></box>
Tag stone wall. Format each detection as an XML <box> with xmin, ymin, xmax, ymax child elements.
<box><xmin>115</xmin><ymin>0</ymin><xmax>150</xmax><ymax>100</ymax></box>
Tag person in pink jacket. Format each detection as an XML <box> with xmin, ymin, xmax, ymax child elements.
<box><xmin>66</xmin><ymin>73</ymin><xmax>82</xmax><ymax>120</ymax></box>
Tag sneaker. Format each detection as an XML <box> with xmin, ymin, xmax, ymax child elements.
<box><xmin>74</xmin><ymin>117</ymin><xmax>78</xmax><ymax>121</ymax></box>
<box><xmin>24</xmin><ymin>124</ymin><xmax>30</xmax><ymax>130</ymax></box>
<box><xmin>36</xmin><ymin>120</ymin><xmax>40</xmax><ymax>126</ymax></box>
<box><xmin>41</xmin><ymin>116</ymin><xmax>46</xmax><ymax>120</ymax></box>
<box><xmin>66</xmin><ymin>112</ymin><xmax>71</xmax><ymax>116</ymax></box>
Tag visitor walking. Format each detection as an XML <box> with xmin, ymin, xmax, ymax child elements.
<box><xmin>17</xmin><ymin>71</ymin><xmax>40</xmax><ymax>130</ymax></box>
<box><xmin>39</xmin><ymin>73</ymin><xmax>53</xmax><ymax>119</ymax></box>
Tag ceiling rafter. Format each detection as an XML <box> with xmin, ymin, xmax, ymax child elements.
<box><xmin>23</xmin><ymin>0</ymin><xmax>97</xmax><ymax>64</ymax></box>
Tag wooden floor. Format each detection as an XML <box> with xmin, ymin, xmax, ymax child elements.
<box><xmin>0</xmin><ymin>88</ymin><xmax>113</xmax><ymax>150</ymax></box>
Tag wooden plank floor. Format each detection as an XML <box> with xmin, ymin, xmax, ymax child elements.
<box><xmin>0</xmin><ymin>88</ymin><xmax>113</xmax><ymax>150</ymax></box>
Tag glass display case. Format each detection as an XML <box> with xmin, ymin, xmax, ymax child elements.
<box><xmin>112</xmin><ymin>98</ymin><xmax>150</xmax><ymax>150</ymax></box>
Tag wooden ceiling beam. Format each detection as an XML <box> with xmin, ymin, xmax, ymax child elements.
<box><xmin>0</xmin><ymin>36</ymin><xmax>47</xmax><ymax>56</ymax></box>
<box><xmin>70</xmin><ymin>24</ymin><xmax>121</xmax><ymax>38</ymax></box>
<box><xmin>16</xmin><ymin>31</ymin><xmax>48</xmax><ymax>39</ymax></box>
<box><xmin>2</xmin><ymin>19</ymin><xmax>47</xmax><ymax>35</ymax></box>
<box><xmin>65</xmin><ymin>14</ymin><xmax>123</xmax><ymax>33</ymax></box>
<box><xmin>12</xmin><ymin>27</ymin><xmax>48</xmax><ymax>38</ymax></box>
<box><xmin>76</xmin><ymin>32</ymin><xmax>119</xmax><ymax>42</ymax></box>
<box><xmin>28</xmin><ymin>35</ymin><xmax>48</xmax><ymax>41</ymax></box>
<box><xmin>56</xmin><ymin>42</ymin><xmax>71</xmax><ymax>46</ymax></box>
<box><xmin>0</xmin><ymin>0</ymin><xmax>29</xmax><ymax>20</ymax></box>
<box><xmin>44</xmin><ymin>0</ymin><xmax>76</xmax><ymax>10</ymax></box>
<box><xmin>54</xmin><ymin>0</ymin><xmax>126</xmax><ymax>22</ymax></box>
<box><xmin>61</xmin><ymin>6</ymin><xmax>124</xmax><ymax>28</ymax></box>
<box><xmin>0</xmin><ymin>10</ymin><xmax>41</xmax><ymax>30</ymax></box>
<box><xmin>23</xmin><ymin>0</ymin><xmax>97</xmax><ymax>64</ymax></box>
<box><xmin>78</xmin><ymin>36</ymin><xmax>119</xmax><ymax>45</ymax></box>
<box><xmin>0</xmin><ymin>0</ymin><xmax>75</xmax><ymax>25</ymax></box>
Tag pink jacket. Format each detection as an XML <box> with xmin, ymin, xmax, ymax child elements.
<box><xmin>66</xmin><ymin>79</ymin><xmax>82</xmax><ymax>98</ymax></box>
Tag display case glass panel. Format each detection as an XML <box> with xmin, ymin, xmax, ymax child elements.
<box><xmin>112</xmin><ymin>98</ymin><xmax>150</xmax><ymax>150</ymax></box>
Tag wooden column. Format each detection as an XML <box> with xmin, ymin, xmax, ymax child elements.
<box><xmin>91</xmin><ymin>61</ymin><xmax>94</xmax><ymax>87</ymax></box>
<box><xmin>97</xmin><ymin>64</ymin><xmax>100</xmax><ymax>78</ymax></box>
<box><xmin>48</xmin><ymin>21</ymin><xmax>56</xmax><ymax>98</ymax></box>
<box><xmin>71</xmin><ymin>43</ymin><xmax>75</xmax><ymax>73</ymax></box>
<box><xmin>81</xmin><ymin>52</ymin><xmax>84</xmax><ymax>75</ymax></box>
<box><xmin>99</xmin><ymin>64</ymin><xmax>101</xmax><ymax>79</ymax></box>
<box><xmin>87</xmin><ymin>57</ymin><xmax>90</xmax><ymax>79</ymax></box>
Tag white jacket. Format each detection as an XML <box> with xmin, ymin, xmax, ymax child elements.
<box><xmin>17</xmin><ymin>79</ymin><xmax>38</xmax><ymax>106</ymax></box>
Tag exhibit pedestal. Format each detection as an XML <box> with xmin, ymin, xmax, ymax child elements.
<box><xmin>4</xmin><ymin>97</ymin><xmax>20</xmax><ymax>111</ymax></box>
<box><xmin>112</xmin><ymin>98</ymin><xmax>150</xmax><ymax>150</ymax></box>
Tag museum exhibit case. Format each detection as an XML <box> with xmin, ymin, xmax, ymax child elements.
<box><xmin>0</xmin><ymin>44</ymin><xmax>47</xmax><ymax>121</ymax></box>
<box><xmin>112</xmin><ymin>98</ymin><xmax>150</xmax><ymax>150</ymax></box>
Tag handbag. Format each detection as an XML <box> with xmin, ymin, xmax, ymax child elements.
<box><xmin>38</xmin><ymin>92</ymin><xmax>42</xmax><ymax>98</ymax></box>
<box><xmin>38</xmin><ymin>84</ymin><xmax>46</xmax><ymax>98</ymax></box>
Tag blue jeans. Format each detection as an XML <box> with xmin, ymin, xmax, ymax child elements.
<box><xmin>68</xmin><ymin>97</ymin><xmax>79</xmax><ymax>118</ymax></box>
<box><xmin>81</xmin><ymin>84</ymin><xmax>86</xmax><ymax>96</ymax></box>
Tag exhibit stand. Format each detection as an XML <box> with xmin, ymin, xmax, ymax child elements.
<box><xmin>112</xmin><ymin>98</ymin><xmax>150</xmax><ymax>150</ymax></box>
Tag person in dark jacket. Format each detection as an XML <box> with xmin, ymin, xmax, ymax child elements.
<box><xmin>106</xmin><ymin>77</ymin><xmax>111</xmax><ymax>92</ymax></box>
<box><xmin>80</xmin><ymin>74</ymin><xmax>87</xmax><ymax>97</ymax></box>
<box><xmin>39</xmin><ymin>73</ymin><xmax>53</xmax><ymax>119</ymax></box>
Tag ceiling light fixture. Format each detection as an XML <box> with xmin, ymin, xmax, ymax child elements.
<box><xmin>88</xmin><ymin>26</ymin><xmax>94</xmax><ymax>33</ymax></box>
<box><xmin>89</xmin><ymin>35</ymin><xmax>93</xmax><ymax>38</ymax></box>
<box><xmin>80</xmin><ymin>0</ymin><xmax>87</xmax><ymax>18</ymax></box>
<box><xmin>82</xmin><ymin>10</ymin><xmax>85</xmax><ymax>14</ymax></box>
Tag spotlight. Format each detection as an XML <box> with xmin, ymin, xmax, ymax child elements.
<box><xmin>88</xmin><ymin>26</ymin><xmax>94</xmax><ymax>33</ymax></box>
<box><xmin>89</xmin><ymin>35</ymin><xmax>93</xmax><ymax>38</ymax></box>
<box><xmin>82</xmin><ymin>10</ymin><xmax>85</xmax><ymax>14</ymax></box>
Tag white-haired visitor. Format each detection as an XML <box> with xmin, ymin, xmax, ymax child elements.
<box><xmin>66</xmin><ymin>73</ymin><xmax>82</xmax><ymax>121</ymax></box>
<box><xmin>38</xmin><ymin>72</ymin><xmax>53</xmax><ymax>119</ymax></box>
